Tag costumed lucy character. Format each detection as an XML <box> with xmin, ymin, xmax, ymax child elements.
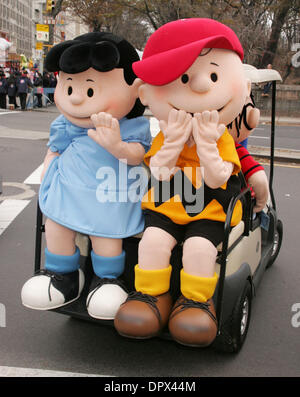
<box><xmin>114</xmin><ymin>18</ymin><xmax>252</xmax><ymax>347</ymax></box>
<box><xmin>21</xmin><ymin>32</ymin><xmax>152</xmax><ymax>320</ymax></box>
<box><xmin>227</xmin><ymin>94</ymin><xmax>269</xmax><ymax>213</ymax></box>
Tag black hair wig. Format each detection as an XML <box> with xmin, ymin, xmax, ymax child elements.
<box><xmin>45</xmin><ymin>32</ymin><xmax>145</xmax><ymax>119</ymax></box>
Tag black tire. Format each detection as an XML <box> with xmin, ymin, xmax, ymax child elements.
<box><xmin>213</xmin><ymin>281</ymin><xmax>252</xmax><ymax>353</ymax></box>
<box><xmin>266</xmin><ymin>219</ymin><xmax>283</xmax><ymax>269</ymax></box>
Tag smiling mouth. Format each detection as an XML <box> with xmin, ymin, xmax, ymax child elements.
<box><xmin>67</xmin><ymin>108</ymin><xmax>109</xmax><ymax>120</ymax></box>
<box><xmin>71</xmin><ymin>114</ymin><xmax>90</xmax><ymax>119</ymax></box>
<box><xmin>66</xmin><ymin>111</ymin><xmax>94</xmax><ymax>120</ymax></box>
<box><xmin>171</xmin><ymin>105</ymin><xmax>225</xmax><ymax>115</ymax></box>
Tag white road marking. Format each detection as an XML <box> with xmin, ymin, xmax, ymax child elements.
<box><xmin>249</xmin><ymin>135</ymin><xmax>270</xmax><ymax>139</ymax></box>
<box><xmin>0</xmin><ymin>127</ymin><xmax>49</xmax><ymax>140</ymax></box>
<box><xmin>0</xmin><ymin>365</ymin><xmax>104</xmax><ymax>377</ymax></box>
<box><xmin>0</xmin><ymin>165</ymin><xmax>42</xmax><ymax>235</ymax></box>
<box><xmin>23</xmin><ymin>164</ymin><xmax>43</xmax><ymax>185</ymax></box>
<box><xmin>0</xmin><ymin>164</ymin><xmax>113</xmax><ymax>377</ymax></box>
<box><xmin>0</xmin><ymin>199</ymin><xmax>30</xmax><ymax>235</ymax></box>
<box><xmin>0</xmin><ymin>111</ymin><xmax>19</xmax><ymax>116</ymax></box>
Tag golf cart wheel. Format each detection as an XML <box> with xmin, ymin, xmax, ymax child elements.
<box><xmin>213</xmin><ymin>281</ymin><xmax>252</xmax><ymax>353</ymax></box>
<box><xmin>266</xmin><ymin>219</ymin><xmax>283</xmax><ymax>269</ymax></box>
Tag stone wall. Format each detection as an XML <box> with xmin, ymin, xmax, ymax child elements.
<box><xmin>252</xmin><ymin>84</ymin><xmax>300</xmax><ymax>117</ymax></box>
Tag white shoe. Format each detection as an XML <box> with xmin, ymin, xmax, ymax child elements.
<box><xmin>86</xmin><ymin>278</ymin><xmax>128</xmax><ymax>320</ymax></box>
<box><xmin>21</xmin><ymin>269</ymin><xmax>85</xmax><ymax>310</ymax></box>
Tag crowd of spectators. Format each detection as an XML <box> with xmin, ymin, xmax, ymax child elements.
<box><xmin>0</xmin><ymin>66</ymin><xmax>57</xmax><ymax>110</ymax></box>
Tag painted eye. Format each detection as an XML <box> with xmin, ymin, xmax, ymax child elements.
<box><xmin>210</xmin><ymin>73</ymin><xmax>218</xmax><ymax>82</ymax></box>
<box><xmin>181</xmin><ymin>74</ymin><xmax>189</xmax><ymax>84</ymax></box>
<box><xmin>67</xmin><ymin>86</ymin><xmax>72</xmax><ymax>95</ymax></box>
<box><xmin>87</xmin><ymin>88</ymin><xmax>94</xmax><ymax>97</ymax></box>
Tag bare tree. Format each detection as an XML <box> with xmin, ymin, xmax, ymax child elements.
<box><xmin>258</xmin><ymin>0</ymin><xmax>292</xmax><ymax>68</ymax></box>
<box><xmin>58</xmin><ymin>0</ymin><xmax>300</xmax><ymax>81</ymax></box>
<box><xmin>118</xmin><ymin>0</ymin><xmax>211</xmax><ymax>30</ymax></box>
<box><xmin>63</xmin><ymin>0</ymin><xmax>124</xmax><ymax>32</ymax></box>
<box><xmin>63</xmin><ymin>0</ymin><xmax>150</xmax><ymax>49</ymax></box>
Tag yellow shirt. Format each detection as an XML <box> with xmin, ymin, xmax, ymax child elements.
<box><xmin>142</xmin><ymin>129</ymin><xmax>242</xmax><ymax>226</ymax></box>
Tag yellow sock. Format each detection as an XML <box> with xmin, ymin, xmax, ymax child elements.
<box><xmin>134</xmin><ymin>264</ymin><xmax>172</xmax><ymax>296</ymax></box>
<box><xmin>180</xmin><ymin>270</ymin><xmax>218</xmax><ymax>302</ymax></box>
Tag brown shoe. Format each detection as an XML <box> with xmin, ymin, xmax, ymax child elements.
<box><xmin>114</xmin><ymin>291</ymin><xmax>172</xmax><ymax>339</ymax></box>
<box><xmin>168</xmin><ymin>296</ymin><xmax>218</xmax><ymax>347</ymax></box>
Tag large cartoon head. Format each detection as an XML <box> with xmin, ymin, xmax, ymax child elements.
<box><xmin>45</xmin><ymin>32</ymin><xmax>144</xmax><ymax>128</ymax></box>
<box><xmin>227</xmin><ymin>94</ymin><xmax>260</xmax><ymax>143</ymax></box>
<box><xmin>134</xmin><ymin>18</ymin><xmax>251</xmax><ymax>126</ymax></box>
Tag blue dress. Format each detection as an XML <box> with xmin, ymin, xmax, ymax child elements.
<box><xmin>39</xmin><ymin>114</ymin><xmax>151</xmax><ymax>238</ymax></box>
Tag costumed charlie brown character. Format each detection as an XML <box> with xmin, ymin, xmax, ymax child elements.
<box><xmin>21</xmin><ymin>32</ymin><xmax>151</xmax><ymax>320</ymax></box>
<box><xmin>114</xmin><ymin>18</ymin><xmax>252</xmax><ymax>347</ymax></box>
<box><xmin>227</xmin><ymin>93</ymin><xmax>269</xmax><ymax>213</ymax></box>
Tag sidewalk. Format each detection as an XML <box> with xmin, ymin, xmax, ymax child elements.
<box><xmin>259</xmin><ymin>115</ymin><xmax>300</xmax><ymax>126</ymax></box>
<box><xmin>27</xmin><ymin>104</ymin><xmax>59</xmax><ymax>113</ymax></box>
<box><xmin>0</xmin><ymin>104</ymin><xmax>59</xmax><ymax>114</ymax></box>
<box><xmin>248</xmin><ymin>145</ymin><xmax>300</xmax><ymax>163</ymax></box>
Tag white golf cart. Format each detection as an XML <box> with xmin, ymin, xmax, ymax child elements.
<box><xmin>32</xmin><ymin>66</ymin><xmax>283</xmax><ymax>353</ymax></box>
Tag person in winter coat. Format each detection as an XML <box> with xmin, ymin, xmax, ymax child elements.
<box><xmin>16</xmin><ymin>70</ymin><xmax>33</xmax><ymax>110</ymax></box>
<box><xmin>48</xmin><ymin>73</ymin><xmax>57</xmax><ymax>102</ymax></box>
<box><xmin>42</xmin><ymin>72</ymin><xmax>50</xmax><ymax>88</ymax></box>
<box><xmin>33</xmin><ymin>72</ymin><xmax>43</xmax><ymax>108</ymax></box>
<box><xmin>0</xmin><ymin>72</ymin><xmax>8</xmax><ymax>109</ymax></box>
<box><xmin>7</xmin><ymin>73</ymin><xmax>18</xmax><ymax>109</ymax></box>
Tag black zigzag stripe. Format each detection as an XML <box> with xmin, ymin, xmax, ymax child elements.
<box><xmin>148</xmin><ymin>170</ymin><xmax>241</xmax><ymax>218</ymax></box>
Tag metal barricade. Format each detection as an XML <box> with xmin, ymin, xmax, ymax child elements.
<box><xmin>26</xmin><ymin>88</ymin><xmax>55</xmax><ymax>109</ymax></box>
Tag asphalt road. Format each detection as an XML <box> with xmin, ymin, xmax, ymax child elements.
<box><xmin>249</xmin><ymin>124</ymin><xmax>300</xmax><ymax>151</ymax></box>
<box><xmin>0</xmin><ymin>108</ymin><xmax>299</xmax><ymax>378</ymax></box>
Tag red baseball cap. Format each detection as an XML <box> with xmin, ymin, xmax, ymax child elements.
<box><xmin>133</xmin><ymin>18</ymin><xmax>244</xmax><ymax>86</ymax></box>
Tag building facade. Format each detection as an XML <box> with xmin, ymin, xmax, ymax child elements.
<box><xmin>0</xmin><ymin>0</ymin><xmax>33</xmax><ymax>61</ymax></box>
<box><xmin>55</xmin><ymin>12</ymin><xmax>89</xmax><ymax>43</ymax></box>
<box><xmin>0</xmin><ymin>0</ymin><xmax>89</xmax><ymax>69</ymax></box>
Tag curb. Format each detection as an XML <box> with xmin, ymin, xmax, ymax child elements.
<box><xmin>249</xmin><ymin>145</ymin><xmax>300</xmax><ymax>164</ymax></box>
<box><xmin>259</xmin><ymin>117</ymin><xmax>300</xmax><ymax>126</ymax></box>
<box><xmin>27</xmin><ymin>106</ymin><xmax>58</xmax><ymax>113</ymax></box>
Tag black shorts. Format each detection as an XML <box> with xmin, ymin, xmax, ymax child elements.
<box><xmin>144</xmin><ymin>210</ymin><xmax>226</xmax><ymax>247</ymax></box>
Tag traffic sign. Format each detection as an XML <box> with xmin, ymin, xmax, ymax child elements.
<box><xmin>36</xmin><ymin>24</ymin><xmax>49</xmax><ymax>32</ymax></box>
<box><xmin>36</xmin><ymin>24</ymin><xmax>49</xmax><ymax>42</ymax></box>
<box><xmin>36</xmin><ymin>42</ymin><xmax>43</xmax><ymax>50</ymax></box>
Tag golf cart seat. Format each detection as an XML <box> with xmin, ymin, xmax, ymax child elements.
<box><xmin>74</xmin><ymin>218</ymin><xmax>248</xmax><ymax>279</ymax></box>
<box><xmin>75</xmin><ymin>220</ymin><xmax>244</xmax><ymax>255</ymax></box>
<box><xmin>216</xmin><ymin>220</ymin><xmax>244</xmax><ymax>252</ymax></box>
